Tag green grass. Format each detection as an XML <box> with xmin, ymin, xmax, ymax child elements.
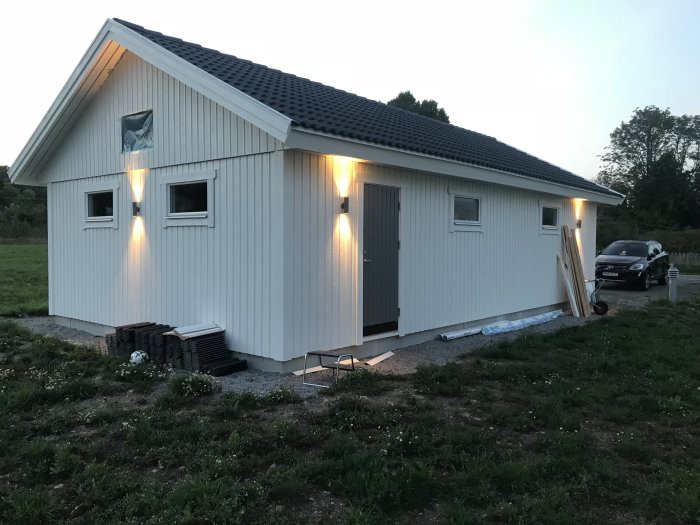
<box><xmin>1</xmin><ymin>299</ymin><xmax>700</xmax><ymax>523</ymax></box>
<box><xmin>676</xmin><ymin>264</ymin><xmax>700</xmax><ymax>275</ymax></box>
<box><xmin>0</xmin><ymin>244</ymin><xmax>48</xmax><ymax>316</ymax></box>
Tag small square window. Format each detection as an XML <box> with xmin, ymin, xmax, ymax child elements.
<box><xmin>454</xmin><ymin>196</ymin><xmax>480</xmax><ymax>223</ymax></box>
<box><xmin>83</xmin><ymin>182</ymin><xmax>119</xmax><ymax>229</ymax></box>
<box><xmin>169</xmin><ymin>182</ymin><xmax>208</xmax><ymax>214</ymax></box>
<box><xmin>541</xmin><ymin>206</ymin><xmax>558</xmax><ymax>228</ymax></box>
<box><xmin>162</xmin><ymin>170</ymin><xmax>216</xmax><ymax>228</ymax></box>
<box><xmin>122</xmin><ymin>110</ymin><xmax>153</xmax><ymax>153</ymax></box>
<box><xmin>87</xmin><ymin>191</ymin><xmax>114</xmax><ymax>218</ymax></box>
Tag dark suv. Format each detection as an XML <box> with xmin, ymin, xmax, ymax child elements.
<box><xmin>595</xmin><ymin>240</ymin><xmax>670</xmax><ymax>291</ymax></box>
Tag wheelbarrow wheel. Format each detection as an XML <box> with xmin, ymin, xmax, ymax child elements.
<box><xmin>592</xmin><ymin>301</ymin><xmax>608</xmax><ymax>315</ymax></box>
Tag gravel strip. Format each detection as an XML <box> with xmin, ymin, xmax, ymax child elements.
<box><xmin>10</xmin><ymin>312</ymin><xmax>602</xmax><ymax>397</ymax></box>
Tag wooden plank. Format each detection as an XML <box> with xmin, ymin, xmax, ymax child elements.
<box><xmin>557</xmin><ymin>254</ymin><xmax>580</xmax><ymax>317</ymax></box>
<box><xmin>365</xmin><ymin>351</ymin><xmax>395</xmax><ymax>366</ymax></box>
<box><xmin>564</xmin><ymin>226</ymin><xmax>587</xmax><ymax>316</ymax></box>
<box><xmin>562</xmin><ymin>227</ymin><xmax>585</xmax><ymax>315</ymax></box>
<box><xmin>563</xmin><ymin>225</ymin><xmax>591</xmax><ymax>316</ymax></box>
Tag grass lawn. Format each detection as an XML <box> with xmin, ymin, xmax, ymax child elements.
<box><xmin>0</xmin><ymin>243</ymin><xmax>48</xmax><ymax>316</ymax></box>
<box><xmin>0</xmin><ymin>297</ymin><xmax>699</xmax><ymax>524</ymax></box>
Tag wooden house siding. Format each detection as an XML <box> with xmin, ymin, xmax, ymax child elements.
<box><xmin>280</xmin><ymin>153</ymin><xmax>595</xmax><ymax>359</ymax></box>
<box><xmin>44</xmin><ymin>50</ymin><xmax>285</xmax><ymax>359</ymax></box>
<box><xmin>42</xmin><ymin>51</ymin><xmax>282</xmax><ymax>183</ymax></box>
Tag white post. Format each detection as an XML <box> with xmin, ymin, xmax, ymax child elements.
<box><xmin>668</xmin><ymin>265</ymin><xmax>680</xmax><ymax>304</ymax></box>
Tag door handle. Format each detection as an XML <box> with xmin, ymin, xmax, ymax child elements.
<box><xmin>363</xmin><ymin>258</ymin><xmax>372</xmax><ymax>264</ymax></box>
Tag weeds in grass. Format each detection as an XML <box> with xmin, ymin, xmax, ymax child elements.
<box><xmin>1</xmin><ymin>300</ymin><xmax>700</xmax><ymax>523</ymax></box>
<box><xmin>167</xmin><ymin>372</ymin><xmax>221</xmax><ymax>397</ymax></box>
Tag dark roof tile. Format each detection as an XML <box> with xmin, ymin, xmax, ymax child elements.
<box><xmin>114</xmin><ymin>18</ymin><xmax>619</xmax><ymax>198</ymax></box>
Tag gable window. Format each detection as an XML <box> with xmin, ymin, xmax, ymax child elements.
<box><xmin>83</xmin><ymin>182</ymin><xmax>119</xmax><ymax>229</ymax></box>
<box><xmin>541</xmin><ymin>206</ymin><xmax>559</xmax><ymax>230</ymax></box>
<box><xmin>162</xmin><ymin>169</ymin><xmax>216</xmax><ymax>228</ymax></box>
<box><xmin>122</xmin><ymin>110</ymin><xmax>153</xmax><ymax>153</ymax></box>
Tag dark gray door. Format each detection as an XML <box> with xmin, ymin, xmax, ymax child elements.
<box><xmin>363</xmin><ymin>183</ymin><xmax>400</xmax><ymax>336</ymax></box>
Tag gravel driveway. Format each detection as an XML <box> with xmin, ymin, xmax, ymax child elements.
<box><xmin>12</xmin><ymin>273</ymin><xmax>699</xmax><ymax>396</ymax></box>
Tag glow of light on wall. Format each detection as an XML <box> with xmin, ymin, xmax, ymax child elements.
<box><xmin>128</xmin><ymin>169</ymin><xmax>148</xmax><ymax>243</ymax></box>
<box><xmin>332</xmin><ymin>156</ymin><xmax>355</xmax><ymax>197</ymax></box>
<box><xmin>131</xmin><ymin>215</ymin><xmax>145</xmax><ymax>241</ymax></box>
<box><xmin>129</xmin><ymin>169</ymin><xmax>146</xmax><ymax>202</ymax></box>
<box><xmin>336</xmin><ymin>213</ymin><xmax>351</xmax><ymax>243</ymax></box>
<box><xmin>573</xmin><ymin>198</ymin><xmax>585</xmax><ymax>258</ymax></box>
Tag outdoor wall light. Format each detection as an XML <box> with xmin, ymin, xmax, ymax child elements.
<box><xmin>340</xmin><ymin>196</ymin><xmax>349</xmax><ymax>214</ymax></box>
<box><xmin>576</xmin><ymin>219</ymin><xmax>582</xmax><ymax>229</ymax></box>
<box><xmin>132</xmin><ymin>201</ymin><xmax>142</xmax><ymax>217</ymax></box>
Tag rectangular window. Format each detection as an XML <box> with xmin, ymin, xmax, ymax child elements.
<box><xmin>83</xmin><ymin>182</ymin><xmax>119</xmax><ymax>229</ymax></box>
<box><xmin>169</xmin><ymin>182</ymin><xmax>208</xmax><ymax>214</ymax></box>
<box><xmin>122</xmin><ymin>110</ymin><xmax>153</xmax><ymax>154</ymax></box>
<box><xmin>541</xmin><ymin>206</ymin><xmax>558</xmax><ymax>228</ymax></box>
<box><xmin>87</xmin><ymin>191</ymin><xmax>114</xmax><ymax>218</ymax></box>
<box><xmin>162</xmin><ymin>170</ymin><xmax>216</xmax><ymax>228</ymax></box>
<box><xmin>454</xmin><ymin>196</ymin><xmax>480</xmax><ymax>223</ymax></box>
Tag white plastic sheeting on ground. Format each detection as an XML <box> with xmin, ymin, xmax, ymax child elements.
<box><xmin>481</xmin><ymin>310</ymin><xmax>563</xmax><ymax>336</ymax></box>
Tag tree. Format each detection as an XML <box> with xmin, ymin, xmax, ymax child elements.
<box><xmin>597</xmin><ymin>106</ymin><xmax>700</xmax><ymax>228</ymax></box>
<box><xmin>0</xmin><ymin>165</ymin><xmax>48</xmax><ymax>239</ymax></box>
<box><xmin>387</xmin><ymin>91</ymin><xmax>450</xmax><ymax>123</ymax></box>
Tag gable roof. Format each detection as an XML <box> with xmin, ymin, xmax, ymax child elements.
<box><xmin>114</xmin><ymin>19</ymin><xmax>621</xmax><ymax>200</ymax></box>
<box><xmin>9</xmin><ymin>18</ymin><xmax>622</xmax><ymax>203</ymax></box>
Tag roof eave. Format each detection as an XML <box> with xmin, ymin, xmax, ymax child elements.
<box><xmin>285</xmin><ymin>127</ymin><xmax>625</xmax><ymax>205</ymax></box>
<box><xmin>9</xmin><ymin>18</ymin><xmax>293</xmax><ymax>185</ymax></box>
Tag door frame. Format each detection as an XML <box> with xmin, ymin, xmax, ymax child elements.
<box><xmin>355</xmin><ymin>166</ymin><xmax>403</xmax><ymax>343</ymax></box>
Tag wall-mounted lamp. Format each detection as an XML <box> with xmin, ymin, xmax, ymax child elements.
<box><xmin>576</xmin><ymin>219</ymin><xmax>582</xmax><ymax>229</ymax></box>
<box><xmin>340</xmin><ymin>196</ymin><xmax>349</xmax><ymax>214</ymax></box>
<box><xmin>132</xmin><ymin>201</ymin><xmax>142</xmax><ymax>217</ymax></box>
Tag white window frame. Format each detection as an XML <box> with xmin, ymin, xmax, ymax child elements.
<box><xmin>540</xmin><ymin>203</ymin><xmax>560</xmax><ymax>235</ymax></box>
<box><xmin>162</xmin><ymin>169</ymin><xmax>216</xmax><ymax>228</ymax></box>
<box><xmin>449</xmin><ymin>189</ymin><xmax>483</xmax><ymax>232</ymax></box>
<box><xmin>83</xmin><ymin>182</ymin><xmax>119</xmax><ymax>230</ymax></box>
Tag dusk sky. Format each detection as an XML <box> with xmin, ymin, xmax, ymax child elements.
<box><xmin>2</xmin><ymin>0</ymin><xmax>699</xmax><ymax>180</ymax></box>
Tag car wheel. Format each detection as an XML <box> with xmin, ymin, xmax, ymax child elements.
<box><xmin>639</xmin><ymin>271</ymin><xmax>651</xmax><ymax>291</ymax></box>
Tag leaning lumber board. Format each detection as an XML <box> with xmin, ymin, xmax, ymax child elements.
<box><xmin>557</xmin><ymin>254</ymin><xmax>580</xmax><ymax>317</ymax></box>
<box><xmin>563</xmin><ymin>225</ymin><xmax>592</xmax><ymax>316</ymax></box>
<box><xmin>561</xmin><ymin>227</ymin><xmax>584</xmax><ymax>315</ymax></box>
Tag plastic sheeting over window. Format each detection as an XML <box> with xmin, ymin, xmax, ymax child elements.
<box><xmin>121</xmin><ymin>110</ymin><xmax>153</xmax><ymax>153</ymax></box>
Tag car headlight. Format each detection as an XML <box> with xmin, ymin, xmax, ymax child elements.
<box><xmin>629</xmin><ymin>263</ymin><xmax>644</xmax><ymax>271</ymax></box>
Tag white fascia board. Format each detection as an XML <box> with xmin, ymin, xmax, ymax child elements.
<box><xmin>107</xmin><ymin>20</ymin><xmax>292</xmax><ymax>141</ymax></box>
<box><xmin>9</xmin><ymin>21</ymin><xmax>120</xmax><ymax>184</ymax></box>
<box><xmin>286</xmin><ymin>128</ymin><xmax>625</xmax><ymax>205</ymax></box>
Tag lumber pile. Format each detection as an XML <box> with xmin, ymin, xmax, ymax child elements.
<box><xmin>558</xmin><ymin>225</ymin><xmax>592</xmax><ymax>317</ymax></box>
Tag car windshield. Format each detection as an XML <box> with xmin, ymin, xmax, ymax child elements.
<box><xmin>601</xmin><ymin>242</ymin><xmax>647</xmax><ymax>257</ymax></box>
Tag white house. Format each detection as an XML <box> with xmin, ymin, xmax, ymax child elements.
<box><xmin>9</xmin><ymin>19</ymin><xmax>623</xmax><ymax>370</ymax></box>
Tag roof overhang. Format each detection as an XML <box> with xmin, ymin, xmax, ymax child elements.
<box><xmin>9</xmin><ymin>18</ymin><xmax>292</xmax><ymax>186</ymax></box>
<box><xmin>286</xmin><ymin>127</ymin><xmax>625</xmax><ymax>205</ymax></box>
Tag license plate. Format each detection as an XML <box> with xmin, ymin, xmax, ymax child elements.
<box><xmin>602</xmin><ymin>272</ymin><xmax>618</xmax><ymax>277</ymax></box>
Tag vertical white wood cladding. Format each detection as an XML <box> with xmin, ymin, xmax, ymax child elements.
<box><xmin>283</xmin><ymin>152</ymin><xmax>358</xmax><ymax>360</ymax></box>
<box><xmin>49</xmin><ymin>153</ymin><xmax>284</xmax><ymax>359</ymax></box>
<box><xmin>42</xmin><ymin>51</ymin><xmax>282</xmax><ymax>183</ymax></box>
<box><xmin>282</xmin><ymin>154</ymin><xmax>594</xmax><ymax>359</ymax></box>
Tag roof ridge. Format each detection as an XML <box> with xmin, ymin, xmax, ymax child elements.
<box><xmin>112</xmin><ymin>19</ymin><xmax>495</xmax><ymax>137</ymax></box>
<box><xmin>110</xmin><ymin>18</ymin><xmax>621</xmax><ymax>199</ymax></box>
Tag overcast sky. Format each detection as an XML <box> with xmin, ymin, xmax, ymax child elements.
<box><xmin>1</xmin><ymin>0</ymin><xmax>699</xmax><ymax>180</ymax></box>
